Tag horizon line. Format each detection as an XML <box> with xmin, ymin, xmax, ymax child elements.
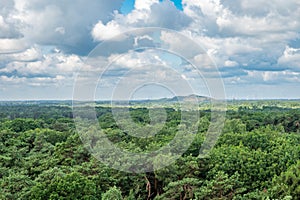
<box><xmin>1</xmin><ymin>98</ymin><xmax>300</xmax><ymax>102</ymax></box>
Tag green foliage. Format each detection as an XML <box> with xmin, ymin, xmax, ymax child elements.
<box><xmin>195</xmin><ymin>171</ymin><xmax>246</xmax><ymax>200</ymax></box>
<box><xmin>5</xmin><ymin>118</ymin><xmax>45</xmax><ymax>132</ymax></box>
<box><xmin>0</xmin><ymin>101</ymin><xmax>300</xmax><ymax>199</ymax></box>
<box><xmin>155</xmin><ymin>178</ymin><xmax>202</xmax><ymax>200</ymax></box>
<box><xmin>223</xmin><ymin>119</ymin><xmax>247</xmax><ymax>134</ymax></box>
<box><xmin>0</xmin><ymin>172</ymin><xmax>34</xmax><ymax>199</ymax></box>
<box><xmin>270</xmin><ymin>161</ymin><xmax>300</xmax><ymax>199</ymax></box>
<box><xmin>102</xmin><ymin>186</ymin><xmax>123</xmax><ymax>200</ymax></box>
<box><xmin>29</xmin><ymin>169</ymin><xmax>98</xmax><ymax>199</ymax></box>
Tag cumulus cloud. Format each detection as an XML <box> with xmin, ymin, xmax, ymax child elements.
<box><xmin>92</xmin><ymin>0</ymin><xmax>192</xmax><ymax>42</ymax></box>
<box><xmin>92</xmin><ymin>20</ymin><xmax>124</xmax><ymax>41</ymax></box>
<box><xmin>1</xmin><ymin>0</ymin><xmax>124</xmax><ymax>54</ymax></box>
<box><xmin>90</xmin><ymin>0</ymin><xmax>300</xmax><ymax>74</ymax></box>
<box><xmin>10</xmin><ymin>46</ymin><xmax>42</xmax><ymax>62</ymax></box>
<box><xmin>84</xmin><ymin>0</ymin><xmax>300</xmax><ymax>98</ymax></box>
<box><xmin>179</xmin><ymin>0</ymin><xmax>300</xmax><ymax>88</ymax></box>
<box><xmin>0</xmin><ymin>46</ymin><xmax>83</xmax><ymax>85</ymax></box>
<box><xmin>0</xmin><ymin>38</ymin><xmax>28</xmax><ymax>53</ymax></box>
<box><xmin>278</xmin><ymin>46</ymin><xmax>300</xmax><ymax>71</ymax></box>
<box><xmin>1</xmin><ymin>0</ymin><xmax>300</xmax><ymax>99</ymax></box>
<box><xmin>134</xmin><ymin>0</ymin><xmax>159</xmax><ymax>10</ymax></box>
<box><xmin>0</xmin><ymin>0</ymin><xmax>125</xmax><ymax>99</ymax></box>
<box><xmin>246</xmin><ymin>70</ymin><xmax>300</xmax><ymax>84</ymax></box>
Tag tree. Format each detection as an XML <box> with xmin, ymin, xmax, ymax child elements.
<box><xmin>0</xmin><ymin>172</ymin><xmax>34</xmax><ymax>199</ymax></box>
<box><xmin>270</xmin><ymin>161</ymin><xmax>300</xmax><ymax>199</ymax></box>
<box><xmin>102</xmin><ymin>186</ymin><xmax>123</xmax><ymax>200</ymax></box>
<box><xmin>195</xmin><ymin>171</ymin><xmax>246</xmax><ymax>200</ymax></box>
<box><xmin>29</xmin><ymin>169</ymin><xmax>98</xmax><ymax>199</ymax></box>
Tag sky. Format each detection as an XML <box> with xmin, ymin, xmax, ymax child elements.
<box><xmin>0</xmin><ymin>0</ymin><xmax>300</xmax><ymax>100</ymax></box>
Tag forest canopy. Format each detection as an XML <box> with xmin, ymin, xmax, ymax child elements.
<box><xmin>0</xmin><ymin>100</ymin><xmax>300</xmax><ymax>199</ymax></box>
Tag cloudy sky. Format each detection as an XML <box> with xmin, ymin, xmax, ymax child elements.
<box><xmin>0</xmin><ymin>0</ymin><xmax>300</xmax><ymax>100</ymax></box>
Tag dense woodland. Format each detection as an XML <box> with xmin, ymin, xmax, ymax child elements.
<box><xmin>0</xmin><ymin>101</ymin><xmax>300</xmax><ymax>199</ymax></box>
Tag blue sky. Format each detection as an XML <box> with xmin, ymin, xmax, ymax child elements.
<box><xmin>121</xmin><ymin>0</ymin><xmax>183</xmax><ymax>14</ymax></box>
<box><xmin>0</xmin><ymin>0</ymin><xmax>300</xmax><ymax>100</ymax></box>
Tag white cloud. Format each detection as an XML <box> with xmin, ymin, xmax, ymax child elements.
<box><xmin>224</xmin><ymin>60</ymin><xmax>238</xmax><ymax>67</ymax></box>
<box><xmin>92</xmin><ymin>20</ymin><xmax>124</xmax><ymax>41</ymax></box>
<box><xmin>91</xmin><ymin>0</ymin><xmax>191</xmax><ymax>42</ymax></box>
<box><xmin>193</xmin><ymin>53</ymin><xmax>215</xmax><ymax>69</ymax></box>
<box><xmin>247</xmin><ymin>70</ymin><xmax>300</xmax><ymax>83</ymax></box>
<box><xmin>134</xmin><ymin>0</ymin><xmax>159</xmax><ymax>10</ymax></box>
<box><xmin>1</xmin><ymin>0</ymin><xmax>300</xmax><ymax>99</ymax></box>
<box><xmin>0</xmin><ymin>39</ymin><xmax>28</xmax><ymax>53</ymax></box>
<box><xmin>10</xmin><ymin>46</ymin><xmax>41</xmax><ymax>62</ymax></box>
<box><xmin>0</xmin><ymin>74</ymin><xmax>68</xmax><ymax>89</ymax></box>
<box><xmin>0</xmin><ymin>49</ymin><xmax>83</xmax><ymax>79</ymax></box>
<box><xmin>0</xmin><ymin>75</ymin><xmax>25</xmax><ymax>84</ymax></box>
<box><xmin>160</xmin><ymin>31</ymin><xmax>201</xmax><ymax>59</ymax></box>
<box><xmin>278</xmin><ymin>46</ymin><xmax>300</xmax><ymax>70</ymax></box>
<box><xmin>2</xmin><ymin>0</ymin><xmax>124</xmax><ymax>54</ymax></box>
<box><xmin>108</xmin><ymin>49</ymin><xmax>166</xmax><ymax>69</ymax></box>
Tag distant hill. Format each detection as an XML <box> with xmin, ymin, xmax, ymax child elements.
<box><xmin>125</xmin><ymin>94</ymin><xmax>210</xmax><ymax>104</ymax></box>
<box><xmin>168</xmin><ymin>94</ymin><xmax>210</xmax><ymax>102</ymax></box>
